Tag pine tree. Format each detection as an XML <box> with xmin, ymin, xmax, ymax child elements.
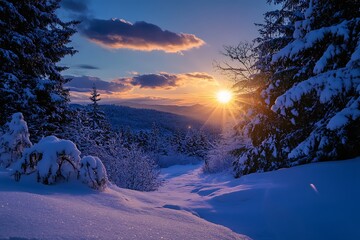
<box><xmin>232</xmin><ymin>0</ymin><xmax>308</xmax><ymax>176</ymax></box>
<box><xmin>170</xmin><ymin>129</ymin><xmax>185</xmax><ymax>153</ymax></box>
<box><xmin>148</xmin><ymin>122</ymin><xmax>160</xmax><ymax>153</ymax></box>
<box><xmin>183</xmin><ymin>129</ymin><xmax>211</xmax><ymax>158</ymax></box>
<box><xmin>88</xmin><ymin>84</ymin><xmax>106</xmax><ymax>130</ymax></box>
<box><xmin>0</xmin><ymin>0</ymin><xmax>78</xmax><ymax>139</ymax></box>
<box><xmin>270</xmin><ymin>0</ymin><xmax>360</xmax><ymax>163</ymax></box>
<box><xmin>232</xmin><ymin>0</ymin><xmax>360</xmax><ymax>177</ymax></box>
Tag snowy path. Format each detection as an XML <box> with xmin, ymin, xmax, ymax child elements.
<box><xmin>150</xmin><ymin>158</ymin><xmax>360</xmax><ymax>240</ymax></box>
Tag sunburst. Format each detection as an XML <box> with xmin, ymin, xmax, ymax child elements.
<box><xmin>216</xmin><ymin>90</ymin><xmax>232</xmax><ymax>104</ymax></box>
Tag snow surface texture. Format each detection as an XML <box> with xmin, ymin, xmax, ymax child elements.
<box><xmin>0</xmin><ymin>113</ymin><xmax>32</xmax><ymax>168</ymax></box>
<box><xmin>150</xmin><ymin>159</ymin><xmax>360</xmax><ymax>240</ymax></box>
<box><xmin>1</xmin><ymin>158</ymin><xmax>359</xmax><ymax>239</ymax></box>
<box><xmin>0</xmin><ymin>169</ymin><xmax>246</xmax><ymax>240</ymax></box>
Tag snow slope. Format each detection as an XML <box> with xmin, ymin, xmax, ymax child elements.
<box><xmin>149</xmin><ymin>157</ymin><xmax>360</xmax><ymax>240</ymax></box>
<box><xmin>1</xmin><ymin>158</ymin><xmax>359</xmax><ymax>240</ymax></box>
<box><xmin>0</xmin><ymin>171</ymin><xmax>247</xmax><ymax>240</ymax></box>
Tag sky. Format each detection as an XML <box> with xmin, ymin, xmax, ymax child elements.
<box><xmin>59</xmin><ymin>0</ymin><xmax>274</xmax><ymax>107</ymax></box>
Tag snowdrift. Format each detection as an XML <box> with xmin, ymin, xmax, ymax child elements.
<box><xmin>1</xmin><ymin>157</ymin><xmax>359</xmax><ymax>240</ymax></box>
<box><xmin>152</xmin><ymin>157</ymin><xmax>360</xmax><ymax>240</ymax></box>
<box><xmin>0</xmin><ymin>169</ymin><xmax>247</xmax><ymax>240</ymax></box>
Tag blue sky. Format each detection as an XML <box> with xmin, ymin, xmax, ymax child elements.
<box><xmin>60</xmin><ymin>0</ymin><xmax>274</xmax><ymax>106</ymax></box>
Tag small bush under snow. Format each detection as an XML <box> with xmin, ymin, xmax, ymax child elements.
<box><xmin>204</xmin><ymin>150</ymin><xmax>235</xmax><ymax>174</ymax></box>
<box><xmin>13</xmin><ymin>136</ymin><xmax>81</xmax><ymax>184</ymax></box>
<box><xmin>79</xmin><ymin>156</ymin><xmax>108</xmax><ymax>190</ymax></box>
<box><xmin>0</xmin><ymin>113</ymin><xmax>32</xmax><ymax>168</ymax></box>
<box><xmin>203</xmin><ymin>135</ymin><xmax>242</xmax><ymax>174</ymax></box>
<box><xmin>107</xmin><ymin>145</ymin><xmax>160</xmax><ymax>192</ymax></box>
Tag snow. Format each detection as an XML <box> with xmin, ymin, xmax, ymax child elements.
<box><xmin>50</xmin><ymin>92</ymin><xmax>63</xmax><ymax>102</ymax></box>
<box><xmin>347</xmin><ymin>38</ymin><xmax>360</xmax><ymax>67</ymax></box>
<box><xmin>327</xmin><ymin>96</ymin><xmax>360</xmax><ymax>130</ymax></box>
<box><xmin>290</xmin><ymin>108</ymin><xmax>299</xmax><ymax>117</ymax></box>
<box><xmin>261</xmin><ymin>83</ymin><xmax>275</xmax><ymax>105</ymax></box>
<box><xmin>0</xmin><ymin>113</ymin><xmax>32</xmax><ymax>167</ymax></box>
<box><xmin>272</xmin><ymin>19</ymin><xmax>357</xmax><ymax>62</ymax></box>
<box><xmin>313</xmin><ymin>44</ymin><xmax>337</xmax><ymax>74</ymax></box>
<box><xmin>287</xmin><ymin>132</ymin><xmax>318</xmax><ymax>160</ymax></box>
<box><xmin>1</xmin><ymin>157</ymin><xmax>359</xmax><ymax>239</ymax></box>
<box><xmin>12</xmin><ymin>136</ymin><xmax>81</xmax><ymax>184</ymax></box>
<box><xmin>304</xmin><ymin>0</ymin><xmax>313</xmax><ymax>19</ymax></box>
<box><xmin>149</xmin><ymin>158</ymin><xmax>360</xmax><ymax>240</ymax></box>
<box><xmin>79</xmin><ymin>155</ymin><xmax>108</xmax><ymax>190</ymax></box>
<box><xmin>271</xmin><ymin>67</ymin><xmax>360</xmax><ymax>115</ymax></box>
<box><xmin>0</xmin><ymin>167</ymin><xmax>246</xmax><ymax>240</ymax></box>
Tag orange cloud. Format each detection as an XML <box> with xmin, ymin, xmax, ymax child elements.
<box><xmin>114</xmin><ymin>72</ymin><xmax>215</xmax><ymax>89</ymax></box>
<box><xmin>66</xmin><ymin>72</ymin><xmax>217</xmax><ymax>105</ymax></box>
<box><xmin>80</xmin><ymin>19</ymin><xmax>205</xmax><ymax>53</ymax></box>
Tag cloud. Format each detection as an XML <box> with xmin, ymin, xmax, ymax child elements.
<box><xmin>65</xmin><ymin>75</ymin><xmax>131</xmax><ymax>93</ymax></box>
<box><xmin>184</xmin><ymin>72</ymin><xmax>215</xmax><ymax>81</ymax></box>
<box><xmin>65</xmin><ymin>72</ymin><xmax>214</xmax><ymax>95</ymax></box>
<box><xmin>80</xmin><ymin>18</ymin><xmax>205</xmax><ymax>53</ymax></box>
<box><xmin>130</xmin><ymin>73</ymin><xmax>179</xmax><ymax>89</ymax></box>
<box><xmin>75</xmin><ymin>64</ymin><xmax>99</xmax><ymax>70</ymax></box>
<box><xmin>116</xmin><ymin>72</ymin><xmax>215</xmax><ymax>89</ymax></box>
<box><xmin>61</xmin><ymin>0</ymin><xmax>88</xmax><ymax>13</ymax></box>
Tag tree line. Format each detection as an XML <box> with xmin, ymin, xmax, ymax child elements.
<box><xmin>1</xmin><ymin>0</ymin><xmax>358</xmax><ymax>183</ymax></box>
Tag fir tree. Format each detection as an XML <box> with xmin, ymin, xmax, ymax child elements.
<box><xmin>270</xmin><ymin>0</ymin><xmax>360</xmax><ymax>163</ymax></box>
<box><xmin>170</xmin><ymin>129</ymin><xmax>185</xmax><ymax>153</ymax></box>
<box><xmin>148</xmin><ymin>122</ymin><xmax>160</xmax><ymax>153</ymax></box>
<box><xmin>184</xmin><ymin>129</ymin><xmax>211</xmax><ymax>158</ymax></box>
<box><xmin>88</xmin><ymin>84</ymin><xmax>106</xmax><ymax>130</ymax></box>
<box><xmin>232</xmin><ymin>0</ymin><xmax>360</xmax><ymax>177</ymax></box>
<box><xmin>0</xmin><ymin>0</ymin><xmax>78</xmax><ymax>139</ymax></box>
<box><xmin>0</xmin><ymin>113</ymin><xmax>32</xmax><ymax>168</ymax></box>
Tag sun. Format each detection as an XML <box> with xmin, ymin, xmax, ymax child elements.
<box><xmin>216</xmin><ymin>90</ymin><xmax>232</xmax><ymax>104</ymax></box>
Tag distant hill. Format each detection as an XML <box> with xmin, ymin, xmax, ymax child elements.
<box><xmin>71</xmin><ymin>104</ymin><xmax>218</xmax><ymax>134</ymax></box>
<box><xmin>101</xmin><ymin>105</ymin><xmax>209</xmax><ymax>133</ymax></box>
<box><xmin>101</xmin><ymin>101</ymin><xmax>223</xmax><ymax>128</ymax></box>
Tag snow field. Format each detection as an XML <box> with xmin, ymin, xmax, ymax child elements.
<box><xmin>1</xmin><ymin>156</ymin><xmax>359</xmax><ymax>240</ymax></box>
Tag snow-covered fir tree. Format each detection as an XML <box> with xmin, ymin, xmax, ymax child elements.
<box><xmin>184</xmin><ymin>129</ymin><xmax>211</xmax><ymax>158</ymax></box>
<box><xmin>88</xmin><ymin>84</ymin><xmax>106</xmax><ymax>130</ymax></box>
<box><xmin>231</xmin><ymin>0</ymin><xmax>360</xmax><ymax>177</ymax></box>
<box><xmin>12</xmin><ymin>135</ymin><xmax>81</xmax><ymax>184</ymax></box>
<box><xmin>0</xmin><ymin>113</ymin><xmax>32</xmax><ymax>168</ymax></box>
<box><xmin>0</xmin><ymin>0</ymin><xmax>77</xmax><ymax>140</ymax></box>
<box><xmin>79</xmin><ymin>155</ymin><xmax>108</xmax><ymax>190</ymax></box>
<box><xmin>151</xmin><ymin>122</ymin><xmax>161</xmax><ymax>151</ymax></box>
<box><xmin>269</xmin><ymin>0</ymin><xmax>360</xmax><ymax>164</ymax></box>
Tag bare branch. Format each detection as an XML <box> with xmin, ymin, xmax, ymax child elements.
<box><xmin>214</xmin><ymin>41</ymin><xmax>263</xmax><ymax>93</ymax></box>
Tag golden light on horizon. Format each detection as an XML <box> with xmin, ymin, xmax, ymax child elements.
<box><xmin>216</xmin><ymin>90</ymin><xmax>232</xmax><ymax>104</ymax></box>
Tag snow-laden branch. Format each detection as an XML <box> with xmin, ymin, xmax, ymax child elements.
<box><xmin>272</xmin><ymin>19</ymin><xmax>359</xmax><ymax>62</ymax></box>
<box><xmin>271</xmin><ymin>68</ymin><xmax>360</xmax><ymax>116</ymax></box>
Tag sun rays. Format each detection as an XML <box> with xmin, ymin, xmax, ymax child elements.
<box><xmin>216</xmin><ymin>90</ymin><xmax>232</xmax><ymax>104</ymax></box>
